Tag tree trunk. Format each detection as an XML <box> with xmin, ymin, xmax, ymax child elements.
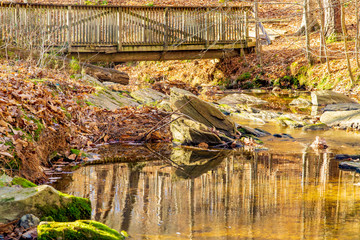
<box><xmin>323</xmin><ymin>0</ymin><xmax>343</xmax><ymax>38</ymax></box>
<box><xmin>341</xmin><ymin>4</ymin><xmax>354</xmax><ymax>85</ymax></box>
<box><xmin>295</xmin><ymin>0</ymin><xmax>320</xmax><ymax>36</ymax></box>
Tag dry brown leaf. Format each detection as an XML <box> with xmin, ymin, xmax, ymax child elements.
<box><xmin>0</xmin><ymin>151</ymin><xmax>14</xmax><ymax>158</ymax></box>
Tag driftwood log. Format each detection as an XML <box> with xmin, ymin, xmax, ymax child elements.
<box><xmin>81</xmin><ymin>63</ymin><xmax>129</xmax><ymax>85</ymax></box>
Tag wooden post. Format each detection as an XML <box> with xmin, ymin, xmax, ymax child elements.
<box><xmin>164</xmin><ymin>7</ymin><xmax>169</xmax><ymax>49</ymax></box>
<box><xmin>245</xmin><ymin>9</ymin><xmax>249</xmax><ymax>47</ymax></box>
<box><xmin>15</xmin><ymin>5</ymin><xmax>19</xmax><ymax>46</ymax></box>
<box><xmin>118</xmin><ymin>7</ymin><xmax>122</xmax><ymax>51</ymax></box>
<box><xmin>205</xmin><ymin>8</ymin><xmax>209</xmax><ymax>48</ymax></box>
<box><xmin>67</xmin><ymin>6</ymin><xmax>72</xmax><ymax>52</ymax></box>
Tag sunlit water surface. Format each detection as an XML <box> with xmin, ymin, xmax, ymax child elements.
<box><xmin>54</xmin><ymin>92</ymin><xmax>360</xmax><ymax>239</ymax></box>
<box><xmin>55</xmin><ymin>136</ymin><xmax>360</xmax><ymax>239</ymax></box>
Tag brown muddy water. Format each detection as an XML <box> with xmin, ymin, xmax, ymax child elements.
<box><xmin>53</xmin><ymin>92</ymin><xmax>360</xmax><ymax>239</ymax></box>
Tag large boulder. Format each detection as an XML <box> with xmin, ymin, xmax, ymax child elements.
<box><xmin>0</xmin><ymin>185</ymin><xmax>91</xmax><ymax>224</ymax></box>
<box><xmin>170</xmin><ymin>116</ymin><xmax>225</xmax><ymax>146</ymax></box>
<box><xmin>170</xmin><ymin>87</ymin><xmax>236</xmax><ymax>136</ymax></box>
<box><xmin>311</xmin><ymin>90</ymin><xmax>357</xmax><ymax>106</ymax></box>
<box><xmin>37</xmin><ymin>220</ymin><xmax>126</xmax><ymax>240</ymax></box>
<box><xmin>130</xmin><ymin>88</ymin><xmax>167</xmax><ymax>104</ymax></box>
<box><xmin>320</xmin><ymin>110</ymin><xmax>360</xmax><ymax>129</ymax></box>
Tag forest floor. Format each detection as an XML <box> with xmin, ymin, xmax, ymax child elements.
<box><xmin>117</xmin><ymin>0</ymin><xmax>360</xmax><ymax>98</ymax></box>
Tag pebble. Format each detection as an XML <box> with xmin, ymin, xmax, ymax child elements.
<box><xmin>19</xmin><ymin>214</ymin><xmax>40</xmax><ymax>229</ymax></box>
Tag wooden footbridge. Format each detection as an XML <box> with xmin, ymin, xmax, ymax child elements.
<box><xmin>0</xmin><ymin>3</ymin><xmax>255</xmax><ymax>62</ymax></box>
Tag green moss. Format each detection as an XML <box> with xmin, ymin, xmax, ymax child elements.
<box><xmin>40</xmin><ymin>193</ymin><xmax>91</xmax><ymax>222</ymax></box>
<box><xmin>236</xmin><ymin>72</ymin><xmax>251</xmax><ymax>81</ymax></box>
<box><xmin>37</xmin><ymin>220</ymin><xmax>126</xmax><ymax>240</ymax></box>
<box><xmin>11</xmin><ymin>177</ymin><xmax>37</xmax><ymax>188</ymax></box>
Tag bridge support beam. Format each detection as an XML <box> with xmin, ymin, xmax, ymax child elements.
<box><xmin>68</xmin><ymin>49</ymin><xmax>254</xmax><ymax>63</ymax></box>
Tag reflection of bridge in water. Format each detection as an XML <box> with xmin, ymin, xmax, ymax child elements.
<box><xmin>0</xmin><ymin>3</ymin><xmax>255</xmax><ymax>62</ymax></box>
<box><xmin>54</xmin><ymin>146</ymin><xmax>360</xmax><ymax>239</ymax></box>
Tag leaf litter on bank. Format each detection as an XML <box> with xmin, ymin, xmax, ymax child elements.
<box><xmin>0</xmin><ymin>59</ymin><xmax>170</xmax><ymax>182</ymax></box>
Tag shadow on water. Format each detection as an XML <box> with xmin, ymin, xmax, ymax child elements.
<box><xmin>54</xmin><ymin>144</ymin><xmax>360</xmax><ymax>239</ymax></box>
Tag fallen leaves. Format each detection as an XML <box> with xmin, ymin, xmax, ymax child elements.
<box><xmin>0</xmin><ymin>58</ymin><xmax>171</xmax><ymax>181</ymax></box>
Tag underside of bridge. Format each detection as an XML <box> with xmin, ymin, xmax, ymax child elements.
<box><xmin>68</xmin><ymin>43</ymin><xmax>255</xmax><ymax>63</ymax></box>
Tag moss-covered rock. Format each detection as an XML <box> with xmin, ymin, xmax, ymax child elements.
<box><xmin>276</xmin><ymin>116</ymin><xmax>304</xmax><ymax>128</ymax></box>
<box><xmin>0</xmin><ymin>185</ymin><xmax>91</xmax><ymax>224</ymax></box>
<box><xmin>37</xmin><ymin>220</ymin><xmax>127</xmax><ymax>240</ymax></box>
<box><xmin>11</xmin><ymin>177</ymin><xmax>37</xmax><ymax>188</ymax></box>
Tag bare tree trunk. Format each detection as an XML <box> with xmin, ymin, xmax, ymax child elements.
<box><xmin>305</xmin><ymin>0</ymin><xmax>314</xmax><ymax>65</ymax></box>
<box><xmin>317</xmin><ymin>0</ymin><xmax>331</xmax><ymax>73</ymax></box>
<box><xmin>356</xmin><ymin>0</ymin><xmax>360</xmax><ymax>68</ymax></box>
<box><xmin>324</xmin><ymin>0</ymin><xmax>343</xmax><ymax>38</ymax></box>
<box><xmin>296</xmin><ymin>0</ymin><xmax>320</xmax><ymax>36</ymax></box>
<box><xmin>341</xmin><ymin>4</ymin><xmax>354</xmax><ymax>85</ymax></box>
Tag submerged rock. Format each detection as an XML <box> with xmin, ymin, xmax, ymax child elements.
<box><xmin>37</xmin><ymin>220</ymin><xmax>127</xmax><ymax>240</ymax></box>
<box><xmin>289</xmin><ymin>97</ymin><xmax>312</xmax><ymax>107</ymax></box>
<box><xmin>217</xmin><ymin>93</ymin><xmax>268</xmax><ymax>106</ymax></box>
<box><xmin>130</xmin><ymin>88</ymin><xmax>167</xmax><ymax>104</ymax></box>
<box><xmin>170</xmin><ymin>87</ymin><xmax>236</xmax><ymax>137</ymax></box>
<box><xmin>320</xmin><ymin>110</ymin><xmax>360</xmax><ymax>129</ymax></box>
<box><xmin>0</xmin><ymin>185</ymin><xmax>91</xmax><ymax>224</ymax></box>
<box><xmin>303</xmin><ymin>123</ymin><xmax>329</xmax><ymax>131</ymax></box>
<box><xmin>276</xmin><ymin>116</ymin><xmax>304</xmax><ymax>128</ymax></box>
<box><xmin>311</xmin><ymin>90</ymin><xmax>357</xmax><ymax>106</ymax></box>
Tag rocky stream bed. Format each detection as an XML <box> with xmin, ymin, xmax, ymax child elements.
<box><xmin>2</xmin><ymin>76</ymin><xmax>360</xmax><ymax>239</ymax></box>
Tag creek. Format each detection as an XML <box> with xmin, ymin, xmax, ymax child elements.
<box><xmin>53</xmin><ymin>92</ymin><xmax>360</xmax><ymax>240</ymax></box>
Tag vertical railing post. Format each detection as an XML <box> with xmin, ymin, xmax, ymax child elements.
<box><xmin>205</xmin><ymin>8</ymin><xmax>209</xmax><ymax>48</ymax></box>
<box><xmin>164</xmin><ymin>7</ymin><xmax>168</xmax><ymax>50</ymax></box>
<box><xmin>15</xmin><ymin>4</ymin><xmax>20</xmax><ymax>46</ymax></box>
<box><xmin>117</xmin><ymin>7</ymin><xmax>122</xmax><ymax>51</ymax></box>
<box><xmin>67</xmin><ymin>6</ymin><xmax>72</xmax><ymax>52</ymax></box>
<box><xmin>245</xmin><ymin>8</ymin><xmax>249</xmax><ymax>47</ymax></box>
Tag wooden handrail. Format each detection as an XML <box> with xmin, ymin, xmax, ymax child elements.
<box><xmin>0</xmin><ymin>3</ymin><xmax>251</xmax><ymax>53</ymax></box>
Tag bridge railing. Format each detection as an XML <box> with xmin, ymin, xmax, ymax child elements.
<box><xmin>0</xmin><ymin>3</ymin><xmax>250</xmax><ymax>52</ymax></box>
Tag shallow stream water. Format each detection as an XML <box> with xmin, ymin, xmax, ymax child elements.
<box><xmin>54</xmin><ymin>93</ymin><xmax>360</xmax><ymax>240</ymax></box>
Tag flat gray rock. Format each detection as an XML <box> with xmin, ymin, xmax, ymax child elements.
<box><xmin>320</xmin><ymin>110</ymin><xmax>360</xmax><ymax>129</ymax></box>
<box><xmin>323</xmin><ymin>103</ymin><xmax>360</xmax><ymax>112</ymax></box>
<box><xmin>88</xmin><ymin>90</ymin><xmax>139</xmax><ymax>110</ymax></box>
<box><xmin>311</xmin><ymin>90</ymin><xmax>357</xmax><ymax>106</ymax></box>
<box><xmin>217</xmin><ymin>93</ymin><xmax>267</xmax><ymax>106</ymax></box>
<box><xmin>130</xmin><ymin>88</ymin><xmax>167</xmax><ymax>104</ymax></box>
